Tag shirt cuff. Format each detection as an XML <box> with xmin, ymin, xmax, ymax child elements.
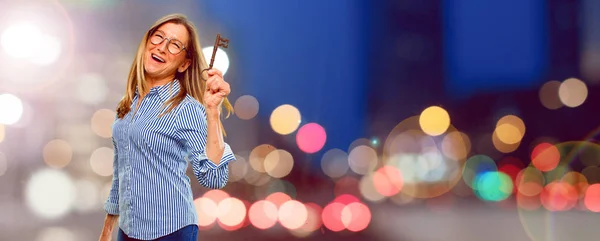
<box><xmin>104</xmin><ymin>202</ymin><xmax>119</xmax><ymax>215</ymax></box>
<box><xmin>203</xmin><ymin>151</ymin><xmax>236</xmax><ymax>169</ymax></box>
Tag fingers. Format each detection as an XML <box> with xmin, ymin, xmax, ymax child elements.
<box><xmin>207</xmin><ymin>68</ymin><xmax>223</xmax><ymax>78</ymax></box>
<box><xmin>205</xmin><ymin>75</ymin><xmax>230</xmax><ymax>96</ymax></box>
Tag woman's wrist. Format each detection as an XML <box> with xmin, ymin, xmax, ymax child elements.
<box><xmin>205</xmin><ymin>107</ymin><xmax>220</xmax><ymax>120</ymax></box>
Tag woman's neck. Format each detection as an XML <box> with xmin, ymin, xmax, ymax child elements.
<box><xmin>146</xmin><ymin>74</ymin><xmax>175</xmax><ymax>88</ymax></box>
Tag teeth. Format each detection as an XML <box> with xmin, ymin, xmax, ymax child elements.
<box><xmin>152</xmin><ymin>54</ymin><xmax>165</xmax><ymax>63</ymax></box>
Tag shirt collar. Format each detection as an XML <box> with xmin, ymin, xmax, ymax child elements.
<box><xmin>135</xmin><ymin>79</ymin><xmax>181</xmax><ymax>102</ymax></box>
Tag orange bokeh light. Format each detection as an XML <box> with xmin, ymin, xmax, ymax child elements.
<box><xmin>540</xmin><ymin>181</ymin><xmax>578</xmax><ymax>211</ymax></box>
<box><xmin>584</xmin><ymin>184</ymin><xmax>600</xmax><ymax>212</ymax></box>
<box><xmin>531</xmin><ymin>143</ymin><xmax>560</xmax><ymax>172</ymax></box>
<box><xmin>373</xmin><ymin>165</ymin><xmax>403</xmax><ymax>197</ymax></box>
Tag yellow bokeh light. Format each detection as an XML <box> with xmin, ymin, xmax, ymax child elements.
<box><xmin>264</xmin><ymin>149</ymin><xmax>294</xmax><ymax>178</ymax></box>
<box><xmin>558</xmin><ymin>78</ymin><xmax>588</xmax><ymax>108</ymax></box>
<box><xmin>269</xmin><ymin>104</ymin><xmax>301</xmax><ymax>135</ymax></box>
<box><xmin>249</xmin><ymin>144</ymin><xmax>277</xmax><ymax>173</ymax></box>
<box><xmin>495</xmin><ymin>115</ymin><xmax>525</xmax><ymax>145</ymax></box>
<box><xmin>419</xmin><ymin>106</ymin><xmax>450</xmax><ymax>136</ymax></box>
<box><xmin>495</xmin><ymin>123</ymin><xmax>522</xmax><ymax>145</ymax></box>
<box><xmin>492</xmin><ymin>131</ymin><xmax>520</xmax><ymax>153</ymax></box>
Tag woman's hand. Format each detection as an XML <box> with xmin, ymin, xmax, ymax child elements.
<box><xmin>204</xmin><ymin>68</ymin><xmax>231</xmax><ymax>112</ymax></box>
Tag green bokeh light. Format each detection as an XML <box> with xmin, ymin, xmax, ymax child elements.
<box><xmin>473</xmin><ymin>171</ymin><xmax>513</xmax><ymax>202</ymax></box>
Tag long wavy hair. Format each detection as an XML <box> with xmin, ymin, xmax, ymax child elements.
<box><xmin>115</xmin><ymin>13</ymin><xmax>233</xmax><ymax>135</ymax></box>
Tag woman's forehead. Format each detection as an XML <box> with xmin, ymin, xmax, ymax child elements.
<box><xmin>156</xmin><ymin>22</ymin><xmax>189</xmax><ymax>42</ymax></box>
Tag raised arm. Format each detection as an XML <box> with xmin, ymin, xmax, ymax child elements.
<box><xmin>177</xmin><ymin>102</ymin><xmax>235</xmax><ymax>189</ymax></box>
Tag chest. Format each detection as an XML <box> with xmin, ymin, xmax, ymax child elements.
<box><xmin>112</xmin><ymin>97</ymin><xmax>180</xmax><ymax>148</ymax></box>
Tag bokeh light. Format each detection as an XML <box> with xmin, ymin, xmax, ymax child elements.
<box><xmin>495</xmin><ymin>115</ymin><xmax>525</xmax><ymax>145</ymax></box>
<box><xmin>341</xmin><ymin>202</ymin><xmax>371</xmax><ymax>232</ymax></box>
<box><xmin>539</xmin><ymin>80</ymin><xmax>563</xmax><ymax>109</ymax></box>
<box><xmin>1</xmin><ymin>22</ymin><xmax>43</xmax><ymax>59</ymax></box>
<box><xmin>463</xmin><ymin>155</ymin><xmax>497</xmax><ymax>190</ymax></box>
<box><xmin>249</xmin><ymin>200</ymin><xmax>278</xmax><ymax>230</ymax></box>
<box><xmin>419</xmin><ymin>106</ymin><xmax>451</xmax><ymax>136</ymax></box>
<box><xmin>202</xmin><ymin>47</ymin><xmax>230</xmax><ymax>75</ymax></box>
<box><xmin>89</xmin><ymin>147</ymin><xmax>114</xmax><ymax>176</ymax></box>
<box><xmin>359</xmin><ymin>173</ymin><xmax>386</xmax><ymax>202</ymax></box>
<box><xmin>296</xmin><ymin>123</ymin><xmax>327</xmax><ymax>154</ymax></box>
<box><xmin>558</xmin><ymin>78</ymin><xmax>588</xmax><ymax>108</ymax></box>
<box><xmin>322</xmin><ymin>202</ymin><xmax>346</xmax><ymax>232</ymax></box>
<box><xmin>35</xmin><ymin>227</ymin><xmax>76</xmax><ymax>241</ymax></box>
<box><xmin>264</xmin><ymin>149</ymin><xmax>294</xmax><ymax>178</ymax></box>
<box><xmin>321</xmin><ymin>148</ymin><xmax>350</xmax><ymax>178</ymax></box>
<box><xmin>441</xmin><ymin>131</ymin><xmax>471</xmax><ymax>161</ymax></box>
<box><xmin>290</xmin><ymin>202</ymin><xmax>322</xmax><ymax>237</ymax></box>
<box><xmin>372</xmin><ymin>165</ymin><xmax>404</xmax><ymax>197</ymax></box>
<box><xmin>249</xmin><ymin>144</ymin><xmax>276</xmax><ymax>173</ymax></box>
<box><xmin>194</xmin><ymin>197</ymin><xmax>218</xmax><ymax>227</ymax></box>
<box><xmin>278</xmin><ymin>200</ymin><xmax>307</xmax><ymax>230</ymax></box>
<box><xmin>228</xmin><ymin>155</ymin><xmax>248</xmax><ymax>182</ymax></box>
<box><xmin>90</xmin><ymin>109</ymin><xmax>115</xmax><ymax>138</ymax></box>
<box><xmin>348</xmin><ymin>145</ymin><xmax>378</xmax><ymax>175</ymax></box>
<box><xmin>43</xmin><ymin>139</ymin><xmax>73</xmax><ymax>169</ymax></box>
<box><xmin>382</xmin><ymin>116</ymin><xmax>468</xmax><ymax>199</ymax></box>
<box><xmin>29</xmin><ymin>35</ymin><xmax>62</xmax><ymax>66</ymax></box>
<box><xmin>584</xmin><ymin>184</ymin><xmax>600</xmax><ymax>212</ymax></box>
<box><xmin>473</xmin><ymin>171</ymin><xmax>513</xmax><ymax>202</ymax></box>
<box><xmin>25</xmin><ymin>169</ymin><xmax>76</xmax><ymax>219</ymax></box>
<box><xmin>270</xmin><ymin>104</ymin><xmax>301</xmax><ymax>135</ymax></box>
<box><xmin>516</xmin><ymin>167</ymin><xmax>545</xmax><ymax>197</ymax></box>
<box><xmin>540</xmin><ymin>181</ymin><xmax>578</xmax><ymax>211</ymax></box>
<box><xmin>531</xmin><ymin>142</ymin><xmax>560</xmax><ymax>172</ymax></box>
<box><xmin>0</xmin><ymin>93</ymin><xmax>24</xmax><ymax>125</ymax></box>
<box><xmin>217</xmin><ymin>197</ymin><xmax>246</xmax><ymax>227</ymax></box>
<box><xmin>234</xmin><ymin>95</ymin><xmax>259</xmax><ymax>120</ymax></box>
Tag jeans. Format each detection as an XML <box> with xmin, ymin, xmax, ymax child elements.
<box><xmin>117</xmin><ymin>225</ymin><xmax>198</xmax><ymax>241</ymax></box>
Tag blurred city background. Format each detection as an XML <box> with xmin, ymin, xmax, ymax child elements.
<box><xmin>0</xmin><ymin>0</ymin><xmax>599</xmax><ymax>240</ymax></box>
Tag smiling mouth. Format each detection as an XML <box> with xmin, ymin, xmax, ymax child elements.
<box><xmin>151</xmin><ymin>54</ymin><xmax>165</xmax><ymax>63</ymax></box>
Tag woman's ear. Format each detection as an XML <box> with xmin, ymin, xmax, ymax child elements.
<box><xmin>178</xmin><ymin>59</ymin><xmax>191</xmax><ymax>73</ymax></box>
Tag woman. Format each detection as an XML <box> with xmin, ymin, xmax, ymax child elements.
<box><xmin>98</xmin><ymin>13</ymin><xmax>236</xmax><ymax>241</ymax></box>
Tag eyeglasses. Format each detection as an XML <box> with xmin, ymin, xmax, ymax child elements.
<box><xmin>149</xmin><ymin>30</ymin><xmax>187</xmax><ymax>55</ymax></box>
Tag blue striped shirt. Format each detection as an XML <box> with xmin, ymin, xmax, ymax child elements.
<box><xmin>104</xmin><ymin>79</ymin><xmax>235</xmax><ymax>240</ymax></box>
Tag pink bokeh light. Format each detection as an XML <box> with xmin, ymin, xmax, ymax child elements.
<box><xmin>296</xmin><ymin>123</ymin><xmax>327</xmax><ymax>154</ymax></box>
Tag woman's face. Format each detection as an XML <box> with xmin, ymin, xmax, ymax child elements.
<box><xmin>144</xmin><ymin>22</ymin><xmax>191</xmax><ymax>80</ymax></box>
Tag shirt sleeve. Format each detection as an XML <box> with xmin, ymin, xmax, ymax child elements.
<box><xmin>176</xmin><ymin>102</ymin><xmax>236</xmax><ymax>189</ymax></box>
<box><xmin>104</xmin><ymin>136</ymin><xmax>120</xmax><ymax>215</ymax></box>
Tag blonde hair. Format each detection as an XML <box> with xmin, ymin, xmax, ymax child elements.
<box><xmin>116</xmin><ymin>13</ymin><xmax>233</xmax><ymax>135</ymax></box>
